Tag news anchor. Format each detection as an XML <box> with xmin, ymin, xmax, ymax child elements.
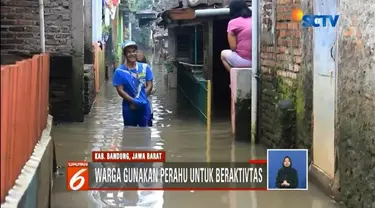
<box><xmin>275</xmin><ymin>156</ymin><xmax>299</xmax><ymax>188</ymax></box>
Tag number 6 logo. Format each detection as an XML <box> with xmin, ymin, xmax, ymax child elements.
<box><xmin>67</xmin><ymin>163</ymin><xmax>89</xmax><ymax>191</ymax></box>
<box><xmin>69</xmin><ymin>169</ymin><xmax>87</xmax><ymax>190</ymax></box>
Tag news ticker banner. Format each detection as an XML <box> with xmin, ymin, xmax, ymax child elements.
<box><xmin>67</xmin><ymin>150</ymin><xmax>268</xmax><ymax>191</ymax></box>
<box><xmin>67</xmin><ymin>162</ymin><xmax>267</xmax><ymax>191</ymax></box>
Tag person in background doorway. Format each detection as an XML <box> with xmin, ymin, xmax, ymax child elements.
<box><xmin>97</xmin><ymin>41</ymin><xmax>103</xmax><ymax>50</ymax></box>
<box><xmin>221</xmin><ymin>0</ymin><xmax>252</xmax><ymax>72</ymax></box>
<box><xmin>113</xmin><ymin>41</ymin><xmax>154</xmax><ymax>127</ymax></box>
<box><xmin>275</xmin><ymin>156</ymin><xmax>299</xmax><ymax>188</ymax></box>
<box><xmin>137</xmin><ymin>50</ymin><xmax>148</xmax><ymax>63</ymax></box>
<box><xmin>137</xmin><ymin>50</ymin><xmax>154</xmax><ymax>126</ymax></box>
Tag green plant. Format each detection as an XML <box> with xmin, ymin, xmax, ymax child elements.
<box><xmin>112</xmin><ymin>51</ymin><xmax>120</xmax><ymax>65</ymax></box>
<box><xmin>164</xmin><ymin>60</ymin><xmax>174</xmax><ymax>73</ymax></box>
<box><xmin>102</xmin><ymin>24</ymin><xmax>111</xmax><ymax>36</ymax></box>
<box><xmin>129</xmin><ymin>0</ymin><xmax>153</xmax><ymax>11</ymax></box>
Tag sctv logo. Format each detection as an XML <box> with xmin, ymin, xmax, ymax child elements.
<box><xmin>291</xmin><ymin>8</ymin><xmax>339</xmax><ymax>27</ymax></box>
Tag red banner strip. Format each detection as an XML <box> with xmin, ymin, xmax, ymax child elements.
<box><xmin>88</xmin><ymin>187</ymin><xmax>267</xmax><ymax>191</ymax></box>
<box><xmin>248</xmin><ymin>159</ymin><xmax>267</xmax><ymax>164</ymax></box>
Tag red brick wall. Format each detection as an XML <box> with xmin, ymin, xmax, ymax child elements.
<box><xmin>259</xmin><ymin>0</ymin><xmax>306</xmax><ymax>148</ymax></box>
<box><xmin>1</xmin><ymin>1</ymin><xmax>40</xmax><ymax>64</ymax></box>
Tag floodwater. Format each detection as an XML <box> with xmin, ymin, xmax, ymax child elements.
<box><xmin>51</xmin><ymin>56</ymin><xmax>341</xmax><ymax>208</ymax></box>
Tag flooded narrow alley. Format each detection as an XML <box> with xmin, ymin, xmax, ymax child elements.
<box><xmin>51</xmin><ymin>56</ymin><xmax>341</xmax><ymax>208</ymax></box>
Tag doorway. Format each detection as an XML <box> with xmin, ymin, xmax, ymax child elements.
<box><xmin>212</xmin><ymin>18</ymin><xmax>231</xmax><ymax>119</ymax></box>
<box><xmin>312</xmin><ymin>0</ymin><xmax>338</xmax><ymax>178</ymax></box>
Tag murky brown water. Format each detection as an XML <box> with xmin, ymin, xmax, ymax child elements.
<box><xmin>51</xmin><ymin>56</ymin><xmax>341</xmax><ymax>208</ymax></box>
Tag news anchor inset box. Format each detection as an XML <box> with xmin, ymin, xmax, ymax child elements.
<box><xmin>267</xmin><ymin>149</ymin><xmax>308</xmax><ymax>190</ymax></box>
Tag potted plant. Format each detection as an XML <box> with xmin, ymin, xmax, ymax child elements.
<box><xmin>102</xmin><ymin>24</ymin><xmax>110</xmax><ymax>42</ymax></box>
<box><xmin>164</xmin><ymin>56</ymin><xmax>177</xmax><ymax>88</ymax></box>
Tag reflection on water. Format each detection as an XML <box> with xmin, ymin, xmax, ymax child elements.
<box><xmin>52</xmin><ymin>55</ymin><xmax>341</xmax><ymax>208</ymax></box>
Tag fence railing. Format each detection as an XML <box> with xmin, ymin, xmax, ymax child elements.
<box><xmin>0</xmin><ymin>53</ymin><xmax>50</xmax><ymax>203</ymax></box>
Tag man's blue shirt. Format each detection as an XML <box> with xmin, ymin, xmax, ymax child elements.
<box><xmin>113</xmin><ymin>62</ymin><xmax>153</xmax><ymax>110</ymax></box>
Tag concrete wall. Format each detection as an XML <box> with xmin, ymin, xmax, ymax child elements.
<box><xmin>1</xmin><ymin>116</ymin><xmax>54</xmax><ymax>208</ymax></box>
<box><xmin>84</xmin><ymin>0</ymin><xmax>93</xmax><ymax>64</ymax></box>
<box><xmin>167</xmin><ymin>28</ymin><xmax>176</xmax><ymax>59</ymax></box>
<box><xmin>230</xmin><ymin>68</ymin><xmax>252</xmax><ymax>141</ymax></box>
<box><xmin>259</xmin><ymin>0</ymin><xmax>313</xmax><ymax>159</ymax></box>
<box><xmin>337</xmin><ymin>0</ymin><xmax>375</xmax><ymax>207</ymax></box>
<box><xmin>83</xmin><ymin>64</ymin><xmax>95</xmax><ymax>114</ymax></box>
<box><xmin>71</xmin><ymin>0</ymin><xmax>85</xmax><ymax>121</ymax></box>
<box><xmin>1</xmin><ymin>0</ymin><xmax>87</xmax><ymax>122</ymax></box>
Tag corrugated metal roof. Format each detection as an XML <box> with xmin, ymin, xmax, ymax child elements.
<box><xmin>135</xmin><ymin>9</ymin><xmax>158</xmax><ymax>15</ymax></box>
<box><xmin>154</xmin><ymin>0</ymin><xmax>223</xmax><ymax>13</ymax></box>
<box><xmin>153</xmin><ymin>0</ymin><xmax>181</xmax><ymax>12</ymax></box>
<box><xmin>156</xmin><ymin>0</ymin><xmax>252</xmax><ymax>27</ymax></box>
<box><xmin>154</xmin><ymin>0</ymin><xmax>251</xmax><ymax>14</ymax></box>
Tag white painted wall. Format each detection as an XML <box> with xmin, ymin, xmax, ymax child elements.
<box><xmin>104</xmin><ymin>7</ymin><xmax>110</xmax><ymax>26</ymax></box>
<box><xmin>92</xmin><ymin>0</ymin><xmax>103</xmax><ymax>43</ymax></box>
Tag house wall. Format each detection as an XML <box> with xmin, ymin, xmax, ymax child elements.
<box><xmin>83</xmin><ymin>64</ymin><xmax>95</xmax><ymax>114</ymax></box>
<box><xmin>1</xmin><ymin>0</ymin><xmax>73</xmax><ymax>62</ymax></box>
<box><xmin>259</xmin><ymin>0</ymin><xmax>375</xmax><ymax>207</ymax></box>
<box><xmin>1</xmin><ymin>0</ymin><xmax>85</xmax><ymax>122</ymax></box>
<box><xmin>84</xmin><ymin>0</ymin><xmax>93</xmax><ymax>64</ymax></box>
<box><xmin>167</xmin><ymin>28</ymin><xmax>176</xmax><ymax>59</ymax></box>
<box><xmin>259</xmin><ymin>0</ymin><xmax>313</xmax><ymax>157</ymax></box>
<box><xmin>337</xmin><ymin>0</ymin><xmax>375</xmax><ymax>207</ymax></box>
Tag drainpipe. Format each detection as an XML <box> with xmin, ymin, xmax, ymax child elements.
<box><xmin>39</xmin><ymin>0</ymin><xmax>45</xmax><ymax>52</ymax></box>
<box><xmin>251</xmin><ymin>0</ymin><xmax>260</xmax><ymax>142</ymax></box>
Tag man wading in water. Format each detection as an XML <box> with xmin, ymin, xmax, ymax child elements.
<box><xmin>113</xmin><ymin>41</ymin><xmax>154</xmax><ymax>127</ymax></box>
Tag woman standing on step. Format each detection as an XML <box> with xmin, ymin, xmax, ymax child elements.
<box><xmin>221</xmin><ymin>0</ymin><xmax>252</xmax><ymax>72</ymax></box>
